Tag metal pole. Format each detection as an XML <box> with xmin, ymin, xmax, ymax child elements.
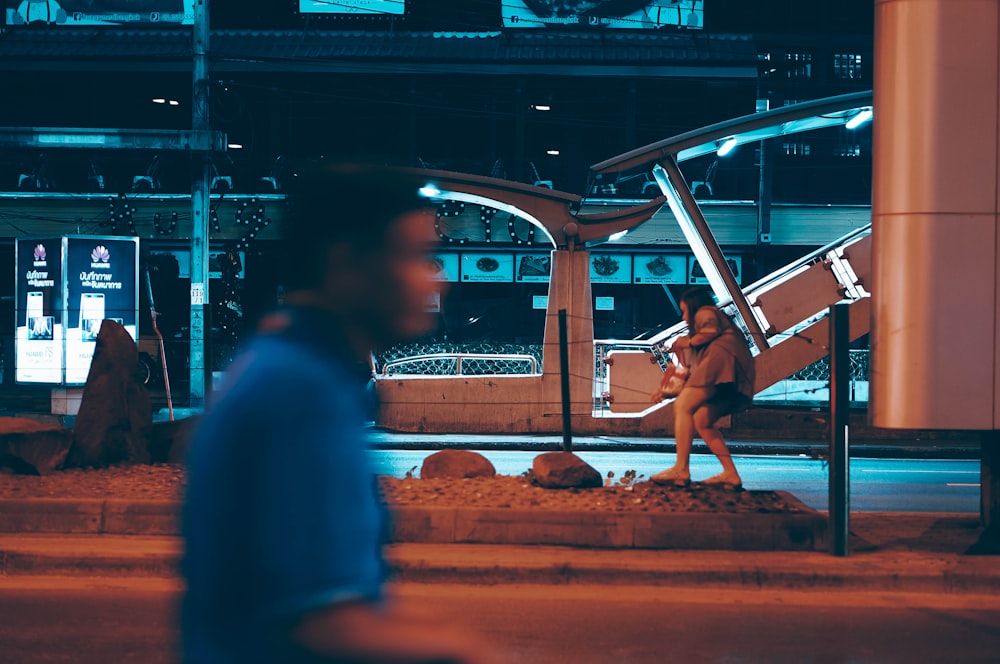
<box><xmin>829</xmin><ymin>302</ymin><xmax>850</xmax><ymax>556</ymax></box>
<box><xmin>558</xmin><ymin>309</ymin><xmax>572</xmax><ymax>452</ymax></box>
<box><xmin>190</xmin><ymin>0</ymin><xmax>211</xmax><ymax>408</ymax></box>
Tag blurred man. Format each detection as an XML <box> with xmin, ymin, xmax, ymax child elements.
<box><xmin>182</xmin><ymin>163</ymin><xmax>487</xmax><ymax>663</ymax></box>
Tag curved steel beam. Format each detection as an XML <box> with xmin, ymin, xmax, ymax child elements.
<box><xmin>408</xmin><ymin>168</ymin><xmax>665</xmax><ymax>248</ymax></box>
<box><xmin>591</xmin><ymin>90</ymin><xmax>873</xmax><ymax>173</ymax></box>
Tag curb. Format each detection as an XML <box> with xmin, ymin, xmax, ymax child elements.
<box><xmin>389</xmin><ymin>491</ymin><xmax>825</xmax><ymax>551</ymax></box>
<box><xmin>2</xmin><ymin>537</ymin><xmax>998</xmax><ymax>596</ymax></box>
<box><xmin>0</xmin><ymin>499</ymin><xmax>179</xmax><ymax>535</ymax></box>
<box><xmin>386</xmin><ymin>551</ymin><xmax>1000</xmax><ymax>595</ymax></box>
<box><xmin>0</xmin><ymin>496</ymin><xmax>825</xmax><ymax>552</ymax></box>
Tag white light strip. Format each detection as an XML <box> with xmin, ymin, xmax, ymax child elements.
<box><xmin>653</xmin><ymin>165</ymin><xmax>728</xmax><ymax>297</ymax></box>
<box><xmin>716</xmin><ymin>136</ymin><xmax>738</xmax><ymax>156</ymax></box>
<box><xmin>845</xmin><ymin>108</ymin><xmax>872</xmax><ymax>129</ymax></box>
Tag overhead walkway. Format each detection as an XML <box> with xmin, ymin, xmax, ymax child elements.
<box><xmin>375</xmin><ymin>92</ymin><xmax>875</xmax><ymax>435</ymax></box>
<box><xmin>593</xmin><ymin>91</ymin><xmax>874</xmax><ymax>416</ymax></box>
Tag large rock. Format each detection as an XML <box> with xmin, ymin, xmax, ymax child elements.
<box><xmin>531</xmin><ymin>451</ymin><xmax>602</xmax><ymax>489</ymax></box>
<box><xmin>420</xmin><ymin>449</ymin><xmax>496</xmax><ymax>479</ymax></box>
<box><xmin>66</xmin><ymin>320</ymin><xmax>153</xmax><ymax>468</ymax></box>
<box><xmin>0</xmin><ymin>417</ymin><xmax>73</xmax><ymax>475</ymax></box>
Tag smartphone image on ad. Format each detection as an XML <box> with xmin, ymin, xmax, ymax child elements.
<box><xmin>27</xmin><ymin>315</ymin><xmax>54</xmax><ymax>341</ymax></box>
<box><xmin>26</xmin><ymin>291</ymin><xmax>43</xmax><ymax>326</ymax></box>
<box><xmin>80</xmin><ymin>292</ymin><xmax>105</xmax><ymax>341</ymax></box>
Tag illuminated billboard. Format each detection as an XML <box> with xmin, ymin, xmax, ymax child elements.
<box><xmin>15</xmin><ymin>236</ymin><xmax>139</xmax><ymax>385</ymax></box>
<box><xmin>15</xmin><ymin>239</ymin><xmax>64</xmax><ymax>384</ymax></box>
<box><xmin>6</xmin><ymin>0</ymin><xmax>194</xmax><ymax>26</ymax></box>
<box><xmin>299</xmin><ymin>0</ymin><xmax>404</xmax><ymax>15</ymax></box>
<box><xmin>503</xmin><ymin>0</ymin><xmax>703</xmax><ymax>29</ymax></box>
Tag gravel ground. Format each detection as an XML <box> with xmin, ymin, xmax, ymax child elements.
<box><xmin>0</xmin><ymin>464</ymin><xmax>810</xmax><ymax>513</ymax></box>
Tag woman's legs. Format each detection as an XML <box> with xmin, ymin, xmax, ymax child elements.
<box><xmin>652</xmin><ymin>385</ymin><xmax>714</xmax><ymax>485</ymax></box>
<box><xmin>692</xmin><ymin>400</ymin><xmax>741</xmax><ymax>484</ymax></box>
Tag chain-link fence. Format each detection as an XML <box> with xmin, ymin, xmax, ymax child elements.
<box><xmin>790</xmin><ymin>349</ymin><xmax>869</xmax><ymax>382</ymax></box>
<box><xmin>377</xmin><ymin>343</ymin><xmax>543</xmax><ymax>376</ymax></box>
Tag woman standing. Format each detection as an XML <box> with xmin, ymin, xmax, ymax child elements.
<box><xmin>651</xmin><ymin>286</ymin><xmax>756</xmax><ymax>490</ymax></box>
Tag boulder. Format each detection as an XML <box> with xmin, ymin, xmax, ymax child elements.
<box><xmin>0</xmin><ymin>417</ymin><xmax>73</xmax><ymax>475</ymax></box>
<box><xmin>420</xmin><ymin>449</ymin><xmax>496</xmax><ymax>479</ymax></box>
<box><xmin>531</xmin><ymin>451</ymin><xmax>603</xmax><ymax>489</ymax></box>
<box><xmin>66</xmin><ymin>320</ymin><xmax>153</xmax><ymax>468</ymax></box>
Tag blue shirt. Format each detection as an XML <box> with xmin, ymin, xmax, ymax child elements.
<box><xmin>181</xmin><ymin>308</ymin><xmax>386</xmax><ymax>663</ymax></box>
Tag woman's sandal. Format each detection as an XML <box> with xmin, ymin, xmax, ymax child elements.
<box><xmin>650</xmin><ymin>467</ymin><xmax>691</xmax><ymax>487</ymax></box>
<box><xmin>701</xmin><ymin>472</ymin><xmax>743</xmax><ymax>491</ymax></box>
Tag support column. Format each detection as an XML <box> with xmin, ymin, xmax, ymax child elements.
<box><xmin>542</xmin><ymin>249</ymin><xmax>594</xmax><ymax>418</ymax></box>
<box><xmin>871</xmin><ymin>1</ymin><xmax>999</xmax><ymax>430</ymax></box>
<box><xmin>871</xmin><ymin>0</ymin><xmax>1000</xmax><ymax>542</ymax></box>
<box><xmin>190</xmin><ymin>0</ymin><xmax>211</xmax><ymax>408</ymax></box>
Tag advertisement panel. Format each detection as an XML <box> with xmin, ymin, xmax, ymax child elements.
<box><xmin>15</xmin><ymin>239</ymin><xmax>64</xmax><ymax>384</ymax></box>
<box><xmin>590</xmin><ymin>254</ymin><xmax>631</xmax><ymax>284</ymax></box>
<box><xmin>514</xmin><ymin>253</ymin><xmax>552</xmax><ymax>283</ymax></box>
<box><xmin>503</xmin><ymin>0</ymin><xmax>703</xmax><ymax>29</ymax></box>
<box><xmin>299</xmin><ymin>0</ymin><xmax>404</xmax><ymax>15</ymax></box>
<box><xmin>6</xmin><ymin>0</ymin><xmax>195</xmax><ymax>26</ymax></box>
<box><xmin>461</xmin><ymin>254</ymin><xmax>514</xmax><ymax>282</ymax></box>
<box><xmin>632</xmin><ymin>254</ymin><xmax>687</xmax><ymax>285</ymax></box>
<box><xmin>64</xmin><ymin>237</ymin><xmax>139</xmax><ymax>385</ymax></box>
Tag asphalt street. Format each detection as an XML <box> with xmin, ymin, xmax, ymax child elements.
<box><xmin>1</xmin><ymin>579</ymin><xmax>998</xmax><ymax>664</ymax></box>
<box><xmin>371</xmin><ymin>450</ymin><xmax>981</xmax><ymax>513</ymax></box>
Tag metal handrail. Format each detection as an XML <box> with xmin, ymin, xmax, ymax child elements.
<box><xmin>379</xmin><ymin>352</ymin><xmax>539</xmax><ymax>376</ymax></box>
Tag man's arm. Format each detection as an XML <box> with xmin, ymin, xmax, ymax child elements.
<box><xmin>291</xmin><ymin>598</ymin><xmax>493</xmax><ymax>664</ymax></box>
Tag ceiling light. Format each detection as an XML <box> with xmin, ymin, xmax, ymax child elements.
<box><xmin>845</xmin><ymin>107</ymin><xmax>873</xmax><ymax>129</ymax></box>
<box><xmin>419</xmin><ymin>184</ymin><xmax>442</xmax><ymax>198</ymax></box>
<box><xmin>227</xmin><ymin>143</ymin><xmax>243</xmax><ymax>149</ymax></box>
<box><xmin>716</xmin><ymin>136</ymin><xmax>738</xmax><ymax>157</ymax></box>
<box><xmin>152</xmin><ymin>98</ymin><xmax>166</xmax><ymax>104</ymax></box>
<box><xmin>168</xmin><ymin>100</ymin><xmax>180</xmax><ymax>106</ymax></box>
<box><xmin>546</xmin><ymin>149</ymin><xmax>560</xmax><ymax>156</ymax></box>
<box><xmin>532</xmin><ymin>104</ymin><xmax>551</xmax><ymax>111</ymax></box>
<box><xmin>608</xmin><ymin>230</ymin><xmax>628</xmax><ymax>241</ymax></box>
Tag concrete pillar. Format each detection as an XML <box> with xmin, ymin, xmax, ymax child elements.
<box><xmin>871</xmin><ymin>0</ymin><xmax>999</xmax><ymax>430</ymax></box>
<box><xmin>542</xmin><ymin>249</ymin><xmax>594</xmax><ymax>416</ymax></box>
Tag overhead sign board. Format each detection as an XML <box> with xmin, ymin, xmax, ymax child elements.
<box><xmin>6</xmin><ymin>0</ymin><xmax>195</xmax><ymax>25</ymax></box>
<box><xmin>299</xmin><ymin>0</ymin><xmax>405</xmax><ymax>15</ymax></box>
<box><xmin>503</xmin><ymin>0</ymin><xmax>703</xmax><ymax>29</ymax></box>
<box><xmin>461</xmin><ymin>254</ymin><xmax>514</xmax><ymax>283</ymax></box>
<box><xmin>633</xmin><ymin>254</ymin><xmax>687</xmax><ymax>285</ymax></box>
<box><xmin>689</xmin><ymin>255</ymin><xmax>742</xmax><ymax>286</ymax></box>
<box><xmin>515</xmin><ymin>253</ymin><xmax>552</xmax><ymax>283</ymax></box>
<box><xmin>590</xmin><ymin>254</ymin><xmax>632</xmax><ymax>284</ymax></box>
<box><xmin>428</xmin><ymin>253</ymin><xmax>460</xmax><ymax>283</ymax></box>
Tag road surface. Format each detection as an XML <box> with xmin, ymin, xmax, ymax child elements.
<box><xmin>1</xmin><ymin>578</ymin><xmax>998</xmax><ymax>663</ymax></box>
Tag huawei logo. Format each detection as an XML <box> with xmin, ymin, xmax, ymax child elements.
<box><xmin>91</xmin><ymin>245</ymin><xmax>110</xmax><ymax>263</ymax></box>
<box><xmin>33</xmin><ymin>244</ymin><xmax>46</xmax><ymax>261</ymax></box>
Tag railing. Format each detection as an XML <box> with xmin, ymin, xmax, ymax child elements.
<box><xmin>594</xmin><ymin>225</ymin><xmax>873</xmax><ymax>413</ymax></box>
<box><xmin>379</xmin><ymin>352</ymin><xmax>540</xmax><ymax>377</ymax></box>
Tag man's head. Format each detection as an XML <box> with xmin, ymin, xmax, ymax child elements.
<box><xmin>283</xmin><ymin>162</ymin><xmax>441</xmax><ymax>346</ymax></box>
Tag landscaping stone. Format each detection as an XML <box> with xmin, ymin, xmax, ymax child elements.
<box><xmin>0</xmin><ymin>417</ymin><xmax>73</xmax><ymax>475</ymax></box>
<box><xmin>531</xmin><ymin>451</ymin><xmax>602</xmax><ymax>489</ymax></box>
<box><xmin>421</xmin><ymin>449</ymin><xmax>496</xmax><ymax>479</ymax></box>
<box><xmin>66</xmin><ymin>320</ymin><xmax>153</xmax><ymax>468</ymax></box>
